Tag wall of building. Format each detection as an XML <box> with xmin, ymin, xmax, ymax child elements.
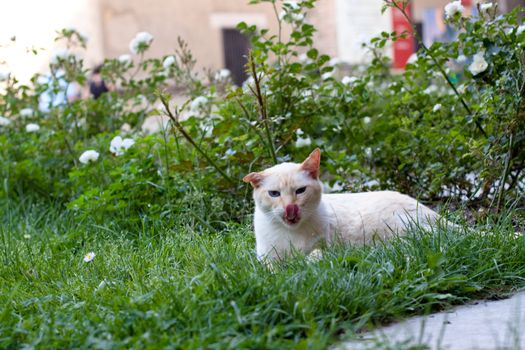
<box><xmin>308</xmin><ymin>0</ymin><xmax>338</xmax><ymax>58</ymax></box>
<box><xmin>334</xmin><ymin>0</ymin><xmax>392</xmax><ymax>64</ymax></box>
<box><xmin>3</xmin><ymin>0</ymin><xmax>523</xmax><ymax>84</ymax></box>
<box><xmin>99</xmin><ymin>0</ymin><xmax>289</xmax><ymax>73</ymax></box>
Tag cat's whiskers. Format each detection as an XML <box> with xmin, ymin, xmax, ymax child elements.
<box><xmin>258</xmin><ymin>208</ymin><xmax>285</xmax><ymax>226</ymax></box>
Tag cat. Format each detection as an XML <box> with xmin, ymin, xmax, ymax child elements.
<box><xmin>243</xmin><ymin>148</ymin><xmax>443</xmax><ymax>260</ymax></box>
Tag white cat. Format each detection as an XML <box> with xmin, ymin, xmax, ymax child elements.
<box><xmin>243</xmin><ymin>148</ymin><xmax>443</xmax><ymax>260</ymax></box>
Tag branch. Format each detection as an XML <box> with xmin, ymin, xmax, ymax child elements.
<box><xmin>389</xmin><ymin>1</ymin><xmax>487</xmax><ymax>138</ymax></box>
<box><xmin>249</xmin><ymin>55</ymin><xmax>278</xmax><ymax>164</ymax></box>
<box><xmin>159</xmin><ymin>93</ymin><xmax>236</xmax><ymax>186</ymax></box>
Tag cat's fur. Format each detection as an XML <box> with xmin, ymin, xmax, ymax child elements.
<box><xmin>243</xmin><ymin>148</ymin><xmax>442</xmax><ymax>260</ymax></box>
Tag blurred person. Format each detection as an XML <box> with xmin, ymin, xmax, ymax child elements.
<box><xmin>89</xmin><ymin>64</ymin><xmax>109</xmax><ymax>99</ymax></box>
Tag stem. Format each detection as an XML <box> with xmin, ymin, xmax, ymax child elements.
<box><xmin>271</xmin><ymin>0</ymin><xmax>283</xmax><ymax>69</ymax></box>
<box><xmin>159</xmin><ymin>94</ymin><xmax>235</xmax><ymax>186</ymax></box>
<box><xmin>129</xmin><ymin>52</ymin><xmax>144</xmax><ymax>80</ymax></box>
<box><xmin>389</xmin><ymin>1</ymin><xmax>487</xmax><ymax>138</ymax></box>
<box><xmin>249</xmin><ymin>56</ymin><xmax>278</xmax><ymax>164</ymax></box>
<box><xmin>496</xmin><ymin>132</ymin><xmax>514</xmax><ymax>212</ymax></box>
<box><xmin>49</xmin><ymin>69</ymin><xmax>78</xmax><ymax>165</ymax></box>
<box><xmin>161</xmin><ymin>126</ymin><xmax>171</xmax><ymax>185</ymax></box>
<box><xmin>51</xmin><ymin>110</ymin><xmax>77</xmax><ymax>166</ymax></box>
<box><xmin>235</xmin><ymin>98</ymin><xmax>269</xmax><ymax>149</ymax></box>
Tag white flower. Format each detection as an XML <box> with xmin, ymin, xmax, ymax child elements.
<box><xmin>110</xmin><ymin>136</ymin><xmax>123</xmax><ymax>151</ymax></box>
<box><xmin>25</xmin><ymin>123</ymin><xmax>40</xmax><ymax>132</ymax></box>
<box><xmin>423</xmin><ymin>84</ymin><xmax>438</xmax><ymax>94</ymax></box>
<box><xmin>83</xmin><ymin>252</ymin><xmax>96</xmax><ymax>263</ymax></box>
<box><xmin>120</xmin><ymin>123</ymin><xmax>131</xmax><ymax>133</ymax></box>
<box><xmin>342</xmin><ymin>76</ymin><xmax>358</xmax><ymax>85</ymax></box>
<box><xmin>0</xmin><ymin>116</ymin><xmax>11</xmax><ymax>126</ymax></box>
<box><xmin>363</xmin><ymin>179</ymin><xmax>380</xmax><ymax>187</ymax></box>
<box><xmin>517</xmin><ymin>25</ymin><xmax>525</xmax><ymax>35</ymax></box>
<box><xmin>163</xmin><ymin>55</ymin><xmax>176</xmax><ymax>69</ymax></box>
<box><xmin>129</xmin><ymin>31</ymin><xmax>154</xmax><ymax>54</ymax></box>
<box><xmin>468</xmin><ymin>52</ymin><xmax>488</xmax><ymax>76</ymax></box>
<box><xmin>432</xmin><ymin>104</ymin><xmax>442</xmax><ymax>112</ymax></box>
<box><xmin>291</xmin><ymin>13</ymin><xmax>305</xmax><ymax>22</ymax></box>
<box><xmin>321</xmin><ymin>72</ymin><xmax>333</xmax><ymax>80</ymax></box>
<box><xmin>0</xmin><ymin>69</ymin><xmax>10</xmax><ymax>82</ymax></box>
<box><xmin>118</xmin><ymin>54</ymin><xmax>132</xmax><ymax>65</ymax></box>
<box><xmin>79</xmin><ymin>150</ymin><xmax>100</xmax><ymax>164</ymax></box>
<box><xmin>280</xmin><ymin>10</ymin><xmax>304</xmax><ymax>23</ymax></box>
<box><xmin>407</xmin><ymin>53</ymin><xmax>418</xmax><ymax>64</ymax></box>
<box><xmin>295</xmin><ymin>136</ymin><xmax>312</xmax><ymax>148</ymax></box>
<box><xmin>295</xmin><ymin>129</ymin><xmax>311</xmax><ymax>147</ymax></box>
<box><xmin>364</xmin><ymin>147</ymin><xmax>372</xmax><ymax>157</ymax></box>
<box><xmin>190</xmin><ymin>96</ymin><xmax>208</xmax><ymax>111</ymax></box>
<box><xmin>444</xmin><ymin>1</ymin><xmax>464</xmax><ymax>19</ymax></box>
<box><xmin>224</xmin><ymin>148</ymin><xmax>236</xmax><ymax>157</ymax></box>
<box><xmin>457</xmin><ymin>54</ymin><xmax>467</xmax><ymax>64</ymax></box>
<box><xmin>36</xmin><ymin>75</ymin><xmax>48</xmax><ymax>85</ymax></box>
<box><xmin>284</xmin><ymin>0</ymin><xmax>300</xmax><ymax>10</ymax></box>
<box><xmin>20</xmin><ymin>108</ymin><xmax>33</xmax><ymax>117</ymax></box>
<box><xmin>363</xmin><ymin>116</ymin><xmax>372</xmax><ymax>124</ymax></box>
<box><xmin>136</xmin><ymin>31</ymin><xmax>154</xmax><ymax>44</ymax></box>
<box><xmin>479</xmin><ymin>3</ymin><xmax>493</xmax><ymax>14</ymax></box>
<box><xmin>122</xmin><ymin>138</ymin><xmax>135</xmax><ymax>149</ymax></box>
<box><xmin>323</xmin><ymin>181</ymin><xmax>344</xmax><ymax>193</ymax></box>
<box><xmin>109</xmin><ymin>135</ymin><xmax>135</xmax><ymax>156</ymax></box>
<box><xmin>214</xmin><ymin>69</ymin><xmax>231</xmax><ymax>81</ymax></box>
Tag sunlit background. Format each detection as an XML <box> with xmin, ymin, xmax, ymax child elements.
<box><xmin>0</xmin><ymin>0</ymin><xmax>523</xmax><ymax>83</ymax></box>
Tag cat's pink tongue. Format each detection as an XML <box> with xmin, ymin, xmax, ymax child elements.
<box><xmin>285</xmin><ymin>204</ymin><xmax>299</xmax><ymax>221</ymax></box>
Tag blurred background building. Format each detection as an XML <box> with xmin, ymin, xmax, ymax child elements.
<box><xmin>0</xmin><ymin>0</ymin><xmax>523</xmax><ymax>84</ymax></box>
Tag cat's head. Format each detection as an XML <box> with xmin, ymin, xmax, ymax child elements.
<box><xmin>243</xmin><ymin>148</ymin><xmax>322</xmax><ymax>228</ymax></box>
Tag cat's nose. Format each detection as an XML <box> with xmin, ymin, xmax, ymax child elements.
<box><xmin>285</xmin><ymin>204</ymin><xmax>299</xmax><ymax>220</ymax></box>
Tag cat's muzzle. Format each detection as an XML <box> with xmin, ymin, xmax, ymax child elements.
<box><xmin>284</xmin><ymin>204</ymin><xmax>300</xmax><ymax>225</ymax></box>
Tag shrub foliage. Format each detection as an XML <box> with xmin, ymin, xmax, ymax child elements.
<box><xmin>0</xmin><ymin>0</ymin><xmax>524</xmax><ymax>227</ymax></box>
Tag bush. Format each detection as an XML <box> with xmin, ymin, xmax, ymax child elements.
<box><xmin>0</xmin><ymin>0</ymin><xmax>523</xmax><ymax>228</ymax></box>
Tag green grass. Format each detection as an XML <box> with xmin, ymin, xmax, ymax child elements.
<box><xmin>1</xmin><ymin>199</ymin><xmax>524</xmax><ymax>349</ymax></box>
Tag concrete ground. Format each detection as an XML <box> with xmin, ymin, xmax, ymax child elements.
<box><xmin>341</xmin><ymin>291</ymin><xmax>525</xmax><ymax>350</ymax></box>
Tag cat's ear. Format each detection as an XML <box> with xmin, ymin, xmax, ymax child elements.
<box><xmin>301</xmin><ymin>148</ymin><xmax>321</xmax><ymax>179</ymax></box>
<box><xmin>243</xmin><ymin>172</ymin><xmax>265</xmax><ymax>188</ymax></box>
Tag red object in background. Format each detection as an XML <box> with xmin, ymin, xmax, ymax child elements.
<box><xmin>461</xmin><ymin>0</ymin><xmax>472</xmax><ymax>5</ymax></box>
<box><xmin>391</xmin><ymin>2</ymin><xmax>415</xmax><ymax>69</ymax></box>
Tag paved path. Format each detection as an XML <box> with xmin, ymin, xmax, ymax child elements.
<box><xmin>341</xmin><ymin>291</ymin><xmax>525</xmax><ymax>350</ymax></box>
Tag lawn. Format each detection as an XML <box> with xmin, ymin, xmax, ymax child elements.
<box><xmin>1</xmin><ymin>199</ymin><xmax>524</xmax><ymax>349</ymax></box>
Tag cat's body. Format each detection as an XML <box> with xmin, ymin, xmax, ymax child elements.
<box><xmin>244</xmin><ymin>149</ymin><xmax>442</xmax><ymax>260</ymax></box>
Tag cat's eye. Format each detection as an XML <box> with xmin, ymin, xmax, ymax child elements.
<box><xmin>268</xmin><ymin>190</ymin><xmax>281</xmax><ymax>197</ymax></box>
<box><xmin>296</xmin><ymin>187</ymin><xmax>307</xmax><ymax>194</ymax></box>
